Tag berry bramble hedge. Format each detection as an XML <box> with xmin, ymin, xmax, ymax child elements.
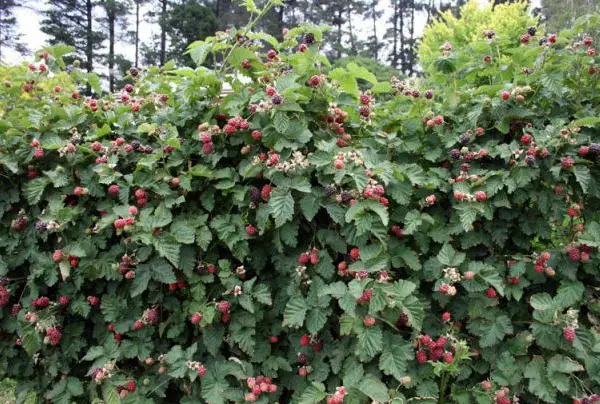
<box><xmin>1</xmin><ymin>1</ymin><xmax>600</xmax><ymax>403</ymax></box>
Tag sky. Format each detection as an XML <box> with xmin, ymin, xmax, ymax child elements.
<box><xmin>3</xmin><ymin>0</ymin><xmax>540</xmax><ymax>66</ymax></box>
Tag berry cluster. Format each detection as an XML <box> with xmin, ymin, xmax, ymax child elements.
<box><xmin>494</xmin><ymin>386</ymin><xmax>514</xmax><ymax>404</ymax></box>
<box><xmin>567</xmin><ymin>244</ymin><xmax>592</xmax><ymax>263</ymax></box>
<box><xmin>31</xmin><ymin>296</ymin><xmax>50</xmax><ymax>308</ymax></box>
<box><xmin>223</xmin><ymin>115</ymin><xmax>250</xmax><ymax>135</ymax></box>
<box><xmin>186</xmin><ymin>360</ymin><xmax>207</xmax><ymax>376</ymax></box>
<box><xmin>326</xmin><ymin>386</ymin><xmax>347</xmax><ymax>404</ymax></box>
<box><xmin>116</xmin><ymin>380</ymin><xmax>137</xmax><ymax>400</ymax></box>
<box><xmin>244</xmin><ymin>376</ymin><xmax>278</xmax><ymax>402</ymax></box>
<box><xmin>415</xmin><ymin>335</ymin><xmax>454</xmax><ymax>364</ymax></box>
<box><xmin>572</xmin><ymin>394</ymin><xmax>600</xmax><ymax>404</ymax></box>
<box><xmin>90</xmin><ymin>362</ymin><xmax>115</xmax><ymax>384</ymax></box>
<box><xmin>452</xmin><ymin>190</ymin><xmax>488</xmax><ymax>203</ymax></box>
<box><xmin>118</xmin><ymin>255</ymin><xmax>137</xmax><ymax>279</ymax></box>
<box><xmin>332</xmin><ymin>150</ymin><xmax>364</xmax><ymax>170</ymax></box>
<box><xmin>307</xmin><ymin>74</ymin><xmax>325</xmax><ymax>88</ymax></box>
<box><xmin>133</xmin><ymin>188</ymin><xmax>148</xmax><ymax>207</ymax></box>
<box><xmin>423</xmin><ymin>113</ymin><xmax>444</xmax><ymax>128</ymax></box>
<box><xmin>533</xmin><ymin>251</ymin><xmax>553</xmax><ymax>275</ymax></box>
<box><xmin>358</xmin><ymin>92</ymin><xmax>374</xmax><ymax>119</ymax></box>
<box><xmin>362</xmin><ymin>178</ymin><xmax>388</xmax><ymax>206</ymax></box>
<box><xmin>275</xmin><ymin>151</ymin><xmax>310</xmax><ymax>173</ymax></box>
<box><xmin>0</xmin><ymin>285</ymin><xmax>11</xmax><ymax>307</ymax></box>
<box><xmin>167</xmin><ymin>279</ymin><xmax>187</xmax><ymax>292</ymax></box>
<box><xmin>265</xmin><ymin>85</ymin><xmax>283</xmax><ymax>105</ymax></box>
<box><xmin>217</xmin><ymin>300</ymin><xmax>231</xmax><ymax>323</ymax></box>
<box><xmin>321</xmin><ymin>104</ymin><xmax>349</xmax><ymax>145</ymax></box>
<box><xmin>133</xmin><ymin>307</ymin><xmax>160</xmax><ymax>330</ymax></box>
<box><xmin>44</xmin><ymin>326</ymin><xmax>62</xmax><ymax>346</ymax></box>
<box><xmin>578</xmin><ymin>143</ymin><xmax>600</xmax><ymax>159</ymax></box>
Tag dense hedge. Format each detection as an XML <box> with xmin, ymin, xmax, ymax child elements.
<box><xmin>1</xmin><ymin>1</ymin><xmax>600</xmax><ymax>403</ymax></box>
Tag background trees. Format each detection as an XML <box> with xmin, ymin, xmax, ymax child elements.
<box><xmin>2</xmin><ymin>0</ymin><xmax>594</xmax><ymax>83</ymax></box>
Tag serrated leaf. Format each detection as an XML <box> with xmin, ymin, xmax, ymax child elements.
<box><xmin>437</xmin><ymin>243</ymin><xmax>465</xmax><ymax>266</ymax></box>
<box><xmin>357</xmin><ymin>374</ymin><xmax>389</xmax><ymax>402</ymax></box>
<box><xmin>573</xmin><ymin>165</ymin><xmax>591</xmax><ymax>193</ymax></box>
<box><xmin>356</xmin><ymin>325</ymin><xmax>383</xmax><ymax>358</ymax></box>
<box><xmin>23</xmin><ymin>178</ymin><xmax>51</xmax><ymax>204</ymax></box>
<box><xmin>283</xmin><ymin>295</ymin><xmax>307</xmax><ymax>328</ymax></box>
<box><xmin>379</xmin><ymin>333</ymin><xmax>412</xmax><ymax>381</ymax></box>
<box><xmin>269</xmin><ymin>189</ymin><xmax>294</xmax><ymax>227</ymax></box>
<box><xmin>480</xmin><ymin>315</ymin><xmax>513</xmax><ymax>347</ymax></box>
<box><xmin>298</xmin><ymin>382</ymin><xmax>327</xmax><ymax>404</ymax></box>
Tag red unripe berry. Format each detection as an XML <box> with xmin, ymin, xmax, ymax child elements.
<box><xmin>217</xmin><ymin>300</ymin><xmax>231</xmax><ymax>313</ymax></box>
<box><xmin>246</xmin><ymin>224</ymin><xmax>257</xmax><ymax>236</ymax></box>
<box><xmin>442</xmin><ymin>351</ymin><xmax>454</xmax><ymax>364</ymax></box>
<box><xmin>416</xmin><ymin>350</ymin><xmax>427</xmax><ymax>364</ymax></box>
<box><xmin>251</xmin><ymin>130</ymin><xmax>261</xmax><ymax>140</ymax></box>
<box><xmin>269</xmin><ymin>335</ymin><xmax>279</xmax><ymax>344</ymax></box>
<box><xmin>299</xmin><ymin>334</ymin><xmax>310</xmax><ymax>346</ymax></box>
<box><xmin>563</xmin><ymin>327</ymin><xmax>576</xmax><ymax>342</ymax></box>
<box><xmin>474</xmin><ymin>191</ymin><xmax>488</xmax><ymax>202</ymax></box>
<box><xmin>133</xmin><ymin>320</ymin><xmax>144</xmax><ymax>330</ymax></box>
<box><xmin>59</xmin><ymin>295</ymin><xmax>70</xmax><ymax>306</ymax></box>
<box><xmin>501</xmin><ymin>91</ymin><xmax>510</xmax><ymax>100</ymax></box>
<box><xmin>481</xmin><ymin>380</ymin><xmax>492</xmax><ymax>390</ymax></box>
<box><xmin>333</xmin><ymin>159</ymin><xmax>345</xmax><ymax>169</ymax></box>
<box><xmin>349</xmin><ymin>248</ymin><xmax>360</xmax><ymax>260</ymax></box>
<box><xmin>298</xmin><ymin>366</ymin><xmax>308</xmax><ymax>377</ymax></box>
<box><xmin>363</xmin><ymin>316</ymin><xmax>376</xmax><ymax>327</ymax></box>
<box><xmin>441</xmin><ymin>312</ymin><xmax>451</xmax><ymax>322</ymax></box>
<box><xmin>108</xmin><ymin>184</ymin><xmax>120</xmax><ymax>195</ymax></box>
<box><xmin>486</xmin><ymin>287</ymin><xmax>497</xmax><ymax>298</ymax></box>
<box><xmin>463</xmin><ymin>271</ymin><xmax>475</xmax><ymax>280</ymax></box>
<box><xmin>298</xmin><ymin>253</ymin><xmax>310</xmax><ymax>264</ymax></box>
<box><xmin>126</xmin><ymin>380</ymin><xmax>136</xmax><ymax>393</ymax></box>
<box><xmin>53</xmin><ymin>250</ymin><xmax>64</xmax><ymax>263</ymax></box>
<box><xmin>190</xmin><ymin>312</ymin><xmax>202</xmax><ymax>324</ymax></box>
<box><xmin>520</xmin><ymin>134</ymin><xmax>532</xmax><ymax>145</ymax></box>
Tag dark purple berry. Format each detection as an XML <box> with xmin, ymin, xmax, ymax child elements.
<box><xmin>324</xmin><ymin>185</ymin><xmax>336</xmax><ymax>196</ymax></box>
<box><xmin>35</xmin><ymin>221</ymin><xmax>48</xmax><ymax>232</ymax></box>
<box><xmin>304</xmin><ymin>33</ymin><xmax>315</xmax><ymax>45</ymax></box>
<box><xmin>340</xmin><ymin>191</ymin><xmax>351</xmax><ymax>203</ymax></box>
<box><xmin>590</xmin><ymin>143</ymin><xmax>600</xmax><ymax>155</ymax></box>
<box><xmin>459</xmin><ymin>134</ymin><xmax>470</xmax><ymax>145</ymax></box>
<box><xmin>527</xmin><ymin>26</ymin><xmax>537</xmax><ymax>36</ymax></box>
<box><xmin>538</xmin><ymin>37</ymin><xmax>548</xmax><ymax>46</ymax></box>
<box><xmin>249</xmin><ymin>187</ymin><xmax>260</xmax><ymax>202</ymax></box>
<box><xmin>424</xmin><ymin>90</ymin><xmax>433</xmax><ymax>99</ymax></box>
<box><xmin>450</xmin><ymin>149</ymin><xmax>461</xmax><ymax>160</ymax></box>
<box><xmin>131</xmin><ymin>140</ymin><xmax>141</xmax><ymax>150</ymax></box>
<box><xmin>525</xmin><ymin>155</ymin><xmax>536</xmax><ymax>166</ymax></box>
<box><xmin>272</xmin><ymin>95</ymin><xmax>283</xmax><ymax>105</ymax></box>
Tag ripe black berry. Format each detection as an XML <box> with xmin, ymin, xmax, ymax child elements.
<box><xmin>527</xmin><ymin>26</ymin><xmax>537</xmax><ymax>36</ymax></box>
<box><xmin>249</xmin><ymin>187</ymin><xmax>260</xmax><ymax>202</ymax></box>
<box><xmin>340</xmin><ymin>191</ymin><xmax>351</xmax><ymax>203</ymax></box>
<box><xmin>459</xmin><ymin>134</ymin><xmax>470</xmax><ymax>145</ymax></box>
<box><xmin>35</xmin><ymin>221</ymin><xmax>48</xmax><ymax>232</ymax></box>
<box><xmin>272</xmin><ymin>95</ymin><xmax>283</xmax><ymax>105</ymax></box>
<box><xmin>525</xmin><ymin>155</ymin><xmax>536</xmax><ymax>166</ymax></box>
<box><xmin>450</xmin><ymin>149</ymin><xmax>461</xmax><ymax>160</ymax></box>
<box><xmin>323</xmin><ymin>185</ymin><xmax>336</xmax><ymax>196</ymax></box>
<box><xmin>538</xmin><ymin>37</ymin><xmax>548</xmax><ymax>46</ymax></box>
<box><xmin>304</xmin><ymin>33</ymin><xmax>316</xmax><ymax>45</ymax></box>
<box><xmin>131</xmin><ymin>140</ymin><xmax>141</xmax><ymax>150</ymax></box>
<box><xmin>590</xmin><ymin>143</ymin><xmax>600</xmax><ymax>155</ymax></box>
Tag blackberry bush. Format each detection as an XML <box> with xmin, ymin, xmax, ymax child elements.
<box><xmin>0</xmin><ymin>1</ymin><xmax>600</xmax><ymax>403</ymax></box>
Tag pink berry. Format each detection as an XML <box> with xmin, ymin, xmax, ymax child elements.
<box><xmin>563</xmin><ymin>327</ymin><xmax>576</xmax><ymax>342</ymax></box>
<box><xmin>190</xmin><ymin>312</ymin><xmax>202</xmax><ymax>324</ymax></box>
<box><xmin>300</xmin><ymin>335</ymin><xmax>310</xmax><ymax>346</ymax></box>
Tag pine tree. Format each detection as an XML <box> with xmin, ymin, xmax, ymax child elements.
<box><xmin>99</xmin><ymin>0</ymin><xmax>130</xmax><ymax>92</ymax></box>
<box><xmin>364</xmin><ymin>0</ymin><xmax>383</xmax><ymax>60</ymax></box>
<box><xmin>165</xmin><ymin>0</ymin><xmax>216</xmax><ymax>66</ymax></box>
<box><xmin>41</xmin><ymin>0</ymin><xmax>104</xmax><ymax>72</ymax></box>
<box><xmin>132</xmin><ymin>0</ymin><xmax>150</xmax><ymax>67</ymax></box>
<box><xmin>0</xmin><ymin>0</ymin><xmax>27</xmax><ymax>62</ymax></box>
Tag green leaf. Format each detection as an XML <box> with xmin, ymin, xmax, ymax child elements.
<box><xmin>436</xmin><ymin>243</ymin><xmax>465</xmax><ymax>266</ymax></box>
<box><xmin>379</xmin><ymin>332</ymin><xmax>412</xmax><ymax>381</ymax></box>
<box><xmin>102</xmin><ymin>384</ymin><xmax>121</xmax><ymax>404</ymax></box>
<box><xmin>269</xmin><ymin>188</ymin><xmax>295</xmax><ymax>228</ymax></box>
<box><xmin>524</xmin><ymin>357</ymin><xmax>556</xmax><ymax>403</ymax></box>
<box><xmin>187</xmin><ymin>41</ymin><xmax>210</xmax><ymax>66</ymax></box>
<box><xmin>345</xmin><ymin>199</ymin><xmax>389</xmax><ymax>227</ymax></box>
<box><xmin>298</xmin><ymin>382</ymin><xmax>327</xmax><ymax>404</ymax></box>
<box><xmin>23</xmin><ymin>178</ymin><xmax>51</xmax><ymax>204</ymax></box>
<box><xmin>480</xmin><ymin>315</ymin><xmax>514</xmax><ymax>347</ymax></box>
<box><xmin>357</xmin><ymin>374</ymin><xmax>390</xmax><ymax>402</ymax></box>
<box><xmin>282</xmin><ymin>295</ymin><xmax>307</xmax><ymax>328</ymax></box>
<box><xmin>171</xmin><ymin>220</ymin><xmax>195</xmax><ymax>244</ymax></box>
<box><xmin>306</xmin><ymin>308</ymin><xmax>329</xmax><ymax>334</ymax></box>
<box><xmin>152</xmin><ymin>204</ymin><xmax>173</xmax><ymax>228</ymax></box>
<box><xmin>573</xmin><ymin>165</ymin><xmax>591</xmax><ymax>193</ymax></box>
<box><xmin>154</xmin><ymin>240</ymin><xmax>181</xmax><ymax>267</ymax></box>
<box><xmin>530</xmin><ymin>293</ymin><xmax>554</xmax><ymax>311</ymax></box>
<box><xmin>356</xmin><ymin>325</ymin><xmax>383</xmax><ymax>358</ymax></box>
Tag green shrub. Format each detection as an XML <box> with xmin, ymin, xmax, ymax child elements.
<box><xmin>1</xmin><ymin>1</ymin><xmax>600</xmax><ymax>403</ymax></box>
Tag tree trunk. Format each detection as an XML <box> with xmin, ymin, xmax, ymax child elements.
<box><xmin>408</xmin><ymin>0</ymin><xmax>415</xmax><ymax>75</ymax></box>
<box><xmin>347</xmin><ymin>3</ymin><xmax>355</xmax><ymax>55</ymax></box>
<box><xmin>159</xmin><ymin>0</ymin><xmax>167</xmax><ymax>66</ymax></box>
<box><xmin>86</xmin><ymin>0</ymin><xmax>93</xmax><ymax>73</ymax></box>
<box><xmin>336</xmin><ymin>8</ymin><xmax>342</xmax><ymax>59</ymax></box>
<box><xmin>399</xmin><ymin>1</ymin><xmax>404</xmax><ymax>72</ymax></box>
<box><xmin>392</xmin><ymin>0</ymin><xmax>399</xmax><ymax>67</ymax></box>
<box><xmin>371</xmin><ymin>0</ymin><xmax>378</xmax><ymax>60</ymax></box>
<box><xmin>135</xmin><ymin>0</ymin><xmax>140</xmax><ymax>66</ymax></box>
<box><xmin>108</xmin><ymin>2</ymin><xmax>115</xmax><ymax>92</ymax></box>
